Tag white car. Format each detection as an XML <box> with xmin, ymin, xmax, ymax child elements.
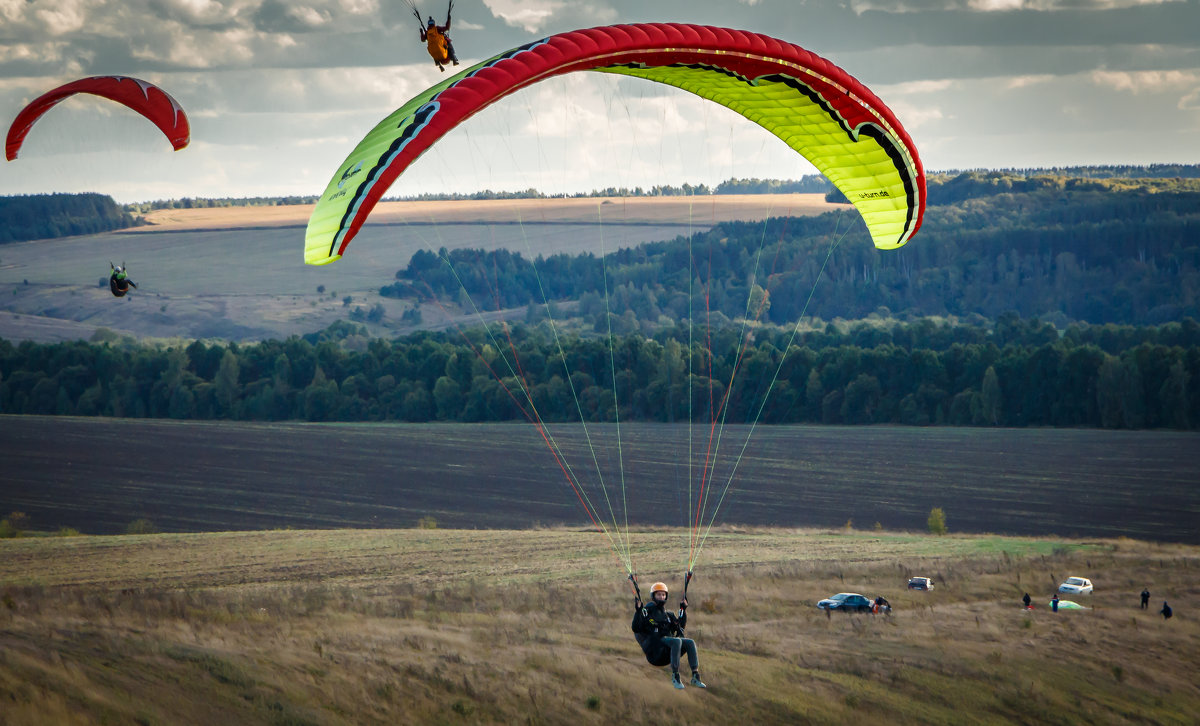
<box><xmin>1058</xmin><ymin>577</ymin><xmax>1093</xmax><ymax>595</ymax></box>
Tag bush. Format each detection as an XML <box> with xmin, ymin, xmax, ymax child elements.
<box><xmin>416</xmin><ymin>516</ymin><xmax>438</xmax><ymax>530</ymax></box>
<box><xmin>927</xmin><ymin>507</ymin><xmax>948</xmax><ymax>535</ymax></box>
<box><xmin>0</xmin><ymin>511</ymin><xmax>29</xmax><ymax>538</ymax></box>
<box><xmin>125</xmin><ymin>518</ymin><xmax>159</xmax><ymax>534</ymax></box>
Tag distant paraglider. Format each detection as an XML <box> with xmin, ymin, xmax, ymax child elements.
<box><xmin>109</xmin><ymin>262</ymin><xmax>137</xmax><ymax>298</ymax></box>
<box><xmin>5</xmin><ymin>76</ymin><xmax>190</xmax><ymax>161</ymax></box>
<box><xmin>408</xmin><ymin>0</ymin><xmax>459</xmax><ymax>72</ymax></box>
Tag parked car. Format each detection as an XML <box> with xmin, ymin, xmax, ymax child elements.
<box><xmin>907</xmin><ymin>576</ymin><xmax>934</xmax><ymax>591</ymax></box>
<box><xmin>1058</xmin><ymin>577</ymin><xmax>1093</xmax><ymax>595</ymax></box>
<box><xmin>816</xmin><ymin>593</ymin><xmax>874</xmax><ymax>612</ymax></box>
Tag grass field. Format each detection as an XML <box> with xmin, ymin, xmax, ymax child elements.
<box><xmin>2</xmin><ymin>415</ymin><xmax>1197</xmax><ymax>544</ymax></box>
<box><xmin>1</xmin><ymin>527</ymin><xmax>1197</xmax><ymax>725</ymax></box>
<box><xmin>0</xmin><ymin>195</ymin><xmax>838</xmax><ymax>343</ymax></box>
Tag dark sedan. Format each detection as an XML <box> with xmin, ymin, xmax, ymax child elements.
<box><xmin>816</xmin><ymin>593</ymin><xmax>873</xmax><ymax>612</ymax></box>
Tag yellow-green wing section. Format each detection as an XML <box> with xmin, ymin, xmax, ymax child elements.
<box><xmin>303</xmin><ymin>69</ymin><xmax>473</xmax><ymax>266</ymax></box>
<box><xmin>599</xmin><ymin>64</ymin><xmax>917</xmax><ymax>250</ymax></box>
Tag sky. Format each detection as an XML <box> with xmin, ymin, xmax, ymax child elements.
<box><xmin>1</xmin><ymin>0</ymin><xmax>1198</xmax><ymax>203</ymax></box>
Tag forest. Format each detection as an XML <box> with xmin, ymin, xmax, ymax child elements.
<box><xmin>2</xmin><ymin>168</ymin><xmax>1198</xmax><ymax>430</ymax></box>
<box><xmin>0</xmin><ymin>193</ymin><xmax>135</xmax><ymax>243</ymax></box>
<box><xmin>1</xmin><ymin>316</ymin><xmax>1196</xmax><ymax>429</ymax></box>
<box><xmin>385</xmin><ymin>172</ymin><xmax>1200</xmax><ymax>326</ymax></box>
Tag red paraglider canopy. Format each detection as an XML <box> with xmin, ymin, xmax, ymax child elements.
<box><xmin>5</xmin><ymin>75</ymin><xmax>190</xmax><ymax>161</ymax></box>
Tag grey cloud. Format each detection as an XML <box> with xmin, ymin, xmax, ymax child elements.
<box><xmin>520</xmin><ymin>0</ymin><xmax>1200</xmax><ymax>53</ymax></box>
<box><xmin>836</xmin><ymin>44</ymin><xmax>1200</xmax><ymax>86</ymax></box>
<box><xmin>251</xmin><ymin>1</ymin><xmax>332</xmax><ymax>34</ymax></box>
<box><xmin>144</xmin><ymin>0</ymin><xmax>242</xmax><ymax>31</ymax></box>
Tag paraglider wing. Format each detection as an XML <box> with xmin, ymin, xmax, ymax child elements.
<box><xmin>305</xmin><ymin>23</ymin><xmax>925</xmax><ymax>266</ymax></box>
<box><xmin>6</xmin><ymin>76</ymin><xmax>190</xmax><ymax>161</ymax></box>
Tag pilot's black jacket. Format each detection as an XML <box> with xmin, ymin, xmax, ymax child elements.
<box><xmin>631</xmin><ymin>599</ymin><xmax>686</xmax><ymax>666</ymax></box>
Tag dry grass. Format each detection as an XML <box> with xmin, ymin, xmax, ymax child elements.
<box><xmin>134</xmin><ymin>195</ymin><xmax>839</xmax><ymax>232</ymax></box>
<box><xmin>1</xmin><ymin>528</ymin><xmax>1197</xmax><ymax>725</ymax></box>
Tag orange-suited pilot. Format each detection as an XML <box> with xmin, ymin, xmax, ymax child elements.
<box><xmin>417</xmin><ymin>2</ymin><xmax>459</xmax><ymax>72</ymax></box>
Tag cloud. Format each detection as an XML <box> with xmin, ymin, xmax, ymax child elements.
<box><xmin>252</xmin><ymin>1</ymin><xmax>334</xmax><ymax>33</ymax></box>
<box><xmin>481</xmin><ymin>0</ymin><xmax>617</xmax><ymax>34</ymax></box>
<box><xmin>1179</xmin><ymin>87</ymin><xmax>1200</xmax><ymax>111</ymax></box>
<box><xmin>145</xmin><ymin>0</ymin><xmax>242</xmax><ymax>29</ymax></box>
<box><xmin>883</xmin><ymin>79</ymin><xmax>955</xmax><ymax>94</ymax></box>
<box><xmin>1090</xmin><ymin>68</ymin><xmax>1199</xmax><ymax>93</ymax></box>
<box><xmin>967</xmin><ymin>0</ymin><xmax>1023</xmax><ymax>10</ymax></box>
<box><xmin>851</xmin><ymin>0</ymin><xmax>1175</xmax><ymax>10</ymax></box>
<box><xmin>481</xmin><ymin>0</ymin><xmax>565</xmax><ymax>33</ymax></box>
<box><xmin>1004</xmin><ymin>74</ymin><xmax>1055</xmax><ymax>89</ymax></box>
<box><xmin>885</xmin><ymin>100</ymin><xmax>947</xmax><ymax>130</ymax></box>
<box><xmin>34</xmin><ymin>3</ymin><xmax>89</xmax><ymax>34</ymax></box>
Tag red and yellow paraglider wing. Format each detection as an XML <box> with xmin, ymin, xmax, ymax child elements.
<box><xmin>5</xmin><ymin>75</ymin><xmax>190</xmax><ymax>161</ymax></box>
<box><xmin>304</xmin><ymin>23</ymin><xmax>925</xmax><ymax>265</ymax></box>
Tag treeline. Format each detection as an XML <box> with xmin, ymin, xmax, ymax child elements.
<box><xmin>122</xmin><ymin>166</ymin><xmax>1200</xmax><ymax>209</ymax></box>
<box><xmin>387</xmin><ymin>173</ymin><xmax>1200</xmax><ymax>326</ymax></box>
<box><xmin>124</xmin><ymin>196</ymin><xmax>318</xmax><ymax>213</ymax></box>
<box><xmin>0</xmin><ymin>194</ymin><xmax>135</xmax><ymax>243</ymax></box>
<box><xmin>826</xmin><ymin>170</ymin><xmax>1200</xmax><ymax>205</ymax></box>
<box><xmin>389</xmin><ymin>175</ymin><xmax>832</xmax><ymax>201</ymax></box>
<box><xmin>116</xmin><ymin>176</ymin><xmax>833</xmax><ymax>211</ymax></box>
<box><xmin>1</xmin><ymin>317</ymin><xmax>1196</xmax><ymax>429</ymax></box>
<box><xmin>937</xmin><ymin>164</ymin><xmax>1200</xmax><ymax>180</ymax></box>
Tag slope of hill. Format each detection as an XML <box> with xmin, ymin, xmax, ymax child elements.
<box><xmin>1</xmin><ymin>528</ymin><xmax>1196</xmax><ymax>725</ymax></box>
<box><xmin>0</xmin><ymin>195</ymin><xmax>832</xmax><ymax>343</ymax></box>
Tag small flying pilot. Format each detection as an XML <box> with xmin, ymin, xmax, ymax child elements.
<box><xmin>109</xmin><ymin>262</ymin><xmax>137</xmax><ymax>297</ymax></box>
<box><xmin>416</xmin><ymin>1</ymin><xmax>459</xmax><ymax>71</ymax></box>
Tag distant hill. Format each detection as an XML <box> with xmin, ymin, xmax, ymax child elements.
<box><xmin>0</xmin><ymin>193</ymin><xmax>136</xmax><ymax>243</ymax></box>
<box><xmin>398</xmin><ymin>173</ymin><xmax>1200</xmax><ymax>326</ymax></box>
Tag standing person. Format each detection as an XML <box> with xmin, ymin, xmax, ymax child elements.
<box><xmin>632</xmin><ymin>581</ymin><xmax>706</xmax><ymax>690</ymax></box>
<box><xmin>1051</xmin><ymin>593</ymin><xmax>1060</xmax><ymax>612</ymax></box>
<box><xmin>1022</xmin><ymin>592</ymin><xmax>1032</xmax><ymax>609</ymax></box>
<box><xmin>1160</xmin><ymin>601</ymin><xmax>1172</xmax><ymax>619</ymax></box>
<box><xmin>1141</xmin><ymin>588</ymin><xmax>1151</xmax><ymax>610</ymax></box>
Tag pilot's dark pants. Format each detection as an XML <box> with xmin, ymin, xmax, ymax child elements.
<box><xmin>660</xmin><ymin>636</ymin><xmax>699</xmax><ymax>673</ymax></box>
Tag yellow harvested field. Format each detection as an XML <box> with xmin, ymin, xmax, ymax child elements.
<box><xmin>136</xmin><ymin>194</ymin><xmax>840</xmax><ymax>231</ymax></box>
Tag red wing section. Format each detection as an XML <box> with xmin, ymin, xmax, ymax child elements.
<box><xmin>6</xmin><ymin>76</ymin><xmax>190</xmax><ymax>161</ymax></box>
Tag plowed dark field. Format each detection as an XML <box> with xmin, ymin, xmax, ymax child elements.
<box><xmin>2</xmin><ymin>414</ymin><xmax>1197</xmax><ymax>542</ymax></box>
